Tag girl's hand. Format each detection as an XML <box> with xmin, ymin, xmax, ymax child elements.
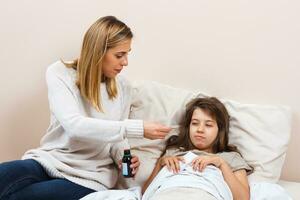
<box><xmin>143</xmin><ymin>121</ymin><xmax>172</xmax><ymax>140</ymax></box>
<box><xmin>118</xmin><ymin>155</ymin><xmax>140</xmax><ymax>178</ymax></box>
<box><xmin>191</xmin><ymin>155</ymin><xmax>225</xmax><ymax>172</ymax></box>
<box><xmin>159</xmin><ymin>156</ymin><xmax>185</xmax><ymax>173</ymax></box>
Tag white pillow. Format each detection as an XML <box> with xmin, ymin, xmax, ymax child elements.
<box><xmin>117</xmin><ymin>81</ymin><xmax>292</xmax><ymax>188</ymax></box>
<box><xmin>117</xmin><ymin>81</ymin><xmax>198</xmax><ymax>188</ymax></box>
<box><xmin>222</xmin><ymin>99</ymin><xmax>291</xmax><ymax>182</ymax></box>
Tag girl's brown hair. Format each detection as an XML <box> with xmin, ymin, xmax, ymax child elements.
<box><xmin>166</xmin><ymin>97</ymin><xmax>238</xmax><ymax>153</ymax></box>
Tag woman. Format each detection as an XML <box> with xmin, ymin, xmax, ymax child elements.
<box><xmin>0</xmin><ymin>16</ymin><xmax>171</xmax><ymax>200</ymax></box>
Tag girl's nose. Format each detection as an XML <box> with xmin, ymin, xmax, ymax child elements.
<box><xmin>197</xmin><ymin>124</ymin><xmax>204</xmax><ymax>132</ymax></box>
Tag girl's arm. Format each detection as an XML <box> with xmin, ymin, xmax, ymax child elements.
<box><xmin>142</xmin><ymin>158</ymin><xmax>163</xmax><ymax>194</ymax></box>
<box><xmin>219</xmin><ymin>160</ymin><xmax>250</xmax><ymax>200</ymax></box>
<box><xmin>142</xmin><ymin>155</ymin><xmax>184</xmax><ymax>194</ymax></box>
<box><xmin>192</xmin><ymin>155</ymin><xmax>250</xmax><ymax>200</ymax></box>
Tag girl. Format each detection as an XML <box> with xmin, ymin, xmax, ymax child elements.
<box><xmin>0</xmin><ymin>16</ymin><xmax>171</xmax><ymax>200</ymax></box>
<box><xmin>142</xmin><ymin>97</ymin><xmax>252</xmax><ymax>200</ymax></box>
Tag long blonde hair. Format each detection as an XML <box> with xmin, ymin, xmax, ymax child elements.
<box><xmin>63</xmin><ymin>16</ymin><xmax>133</xmax><ymax>112</ymax></box>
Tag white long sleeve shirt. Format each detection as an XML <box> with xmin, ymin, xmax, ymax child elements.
<box><xmin>22</xmin><ymin>61</ymin><xmax>143</xmax><ymax>191</ymax></box>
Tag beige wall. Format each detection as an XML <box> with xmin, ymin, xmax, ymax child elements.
<box><xmin>0</xmin><ymin>0</ymin><xmax>299</xmax><ymax>182</ymax></box>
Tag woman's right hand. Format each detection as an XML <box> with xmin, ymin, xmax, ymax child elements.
<box><xmin>143</xmin><ymin>121</ymin><xmax>171</xmax><ymax>140</ymax></box>
<box><xmin>159</xmin><ymin>156</ymin><xmax>185</xmax><ymax>173</ymax></box>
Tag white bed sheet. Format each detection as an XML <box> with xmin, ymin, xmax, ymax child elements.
<box><xmin>278</xmin><ymin>180</ymin><xmax>300</xmax><ymax>200</ymax></box>
<box><xmin>80</xmin><ymin>180</ymin><xmax>298</xmax><ymax>200</ymax></box>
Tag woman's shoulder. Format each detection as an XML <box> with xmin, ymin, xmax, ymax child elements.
<box><xmin>46</xmin><ymin>60</ymin><xmax>76</xmax><ymax>82</ymax></box>
<box><xmin>45</xmin><ymin>60</ymin><xmax>78</xmax><ymax>92</ymax></box>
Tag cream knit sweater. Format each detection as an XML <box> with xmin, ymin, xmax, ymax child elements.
<box><xmin>22</xmin><ymin>61</ymin><xmax>144</xmax><ymax>191</ymax></box>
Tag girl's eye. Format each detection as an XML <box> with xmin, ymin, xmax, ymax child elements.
<box><xmin>115</xmin><ymin>55</ymin><xmax>123</xmax><ymax>59</ymax></box>
<box><xmin>206</xmin><ymin>124</ymin><xmax>213</xmax><ymax>127</ymax></box>
<box><xmin>191</xmin><ymin>122</ymin><xmax>198</xmax><ymax>126</ymax></box>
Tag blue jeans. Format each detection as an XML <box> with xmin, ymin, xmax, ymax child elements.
<box><xmin>0</xmin><ymin>159</ymin><xmax>95</xmax><ymax>200</ymax></box>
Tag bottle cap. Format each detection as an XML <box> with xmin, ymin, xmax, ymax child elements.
<box><xmin>124</xmin><ymin>149</ymin><xmax>131</xmax><ymax>155</ymax></box>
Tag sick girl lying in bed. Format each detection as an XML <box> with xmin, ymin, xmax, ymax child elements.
<box><xmin>142</xmin><ymin>97</ymin><xmax>253</xmax><ymax>200</ymax></box>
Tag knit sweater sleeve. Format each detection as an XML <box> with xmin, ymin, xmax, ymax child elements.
<box><xmin>46</xmin><ymin>66</ymin><xmax>143</xmax><ymax>144</ymax></box>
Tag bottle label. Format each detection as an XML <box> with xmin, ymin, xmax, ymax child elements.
<box><xmin>122</xmin><ymin>163</ymin><xmax>128</xmax><ymax>176</ymax></box>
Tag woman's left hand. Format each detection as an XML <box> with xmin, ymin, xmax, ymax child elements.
<box><xmin>191</xmin><ymin>155</ymin><xmax>225</xmax><ymax>172</ymax></box>
<box><xmin>130</xmin><ymin>155</ymin><xmax>140</xmax><ymax>176</ymax></box>
<box><xmin>118</xmin><ymin>155</ymin><xmax>140</xmax><ymax>177</ymax></box>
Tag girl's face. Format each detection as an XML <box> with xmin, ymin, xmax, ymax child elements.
<box><xmin>189</xmin><ymin>108</ymin><xmax>219</xmax><ymax>153</ymax></box>
<box><xmin>102</xmin><ymin>39</ymin><xmax>132</xmax><ymax>78</ymax></box>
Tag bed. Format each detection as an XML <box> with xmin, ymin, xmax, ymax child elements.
<box><xmin>121</xmin><ymin>80</ymin><xmax>298</xmax><ymax>199</ymax></box>
<box><xmin>82</xmin><ymin>80</ymin><xmax>298</xmax><ymax>200</ymax></box>
<box><xmin>278</xmin><ymin>181</ymin><xmax>300</xmax><ymax>199</ymax></box>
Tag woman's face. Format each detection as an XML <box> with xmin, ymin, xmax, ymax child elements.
<box><xmin>102</xmin><ymin>39</ymin><xmax>132</xmax><ymax>78</ymax></box>
<box><xmin>189</xmin><ymin>108</ymin><xmax>219</xmax><ymax>153</ymax></box>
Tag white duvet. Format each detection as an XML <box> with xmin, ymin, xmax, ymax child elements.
<box><xmin>142</xmin><ymin>151</ymin><xmax>232</xmax><ymax>200</ymax></box>
<box><xmin>81</xmin><ymin>152</ymin><xmax>292</xmax><ymax>200</ymax></box>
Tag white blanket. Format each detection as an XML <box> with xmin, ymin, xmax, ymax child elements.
<box><xmin>250</xmin><ymin>182</ymin><xmax>292</xmax><ymax>200</ymax></box>
<box><xmin>80</xmin><ymin>186</ymin><xmax>141</xmax><ymax>200</ymax></box>
<box><xmin>81</xmin><ymin>152</ymin><xmax>292</xmax><ymax>200</ymax></box>
<box><xmin>142</xmin><ymin>152</ymin><xmax>232</xmax><ymax>200</ymax></box>
<box><xmin>80</xmin><ymin>182</ymin><xmax>292</xmax><ymax>200</ymax></box>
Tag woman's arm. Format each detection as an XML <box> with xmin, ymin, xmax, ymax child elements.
<box><xmin>47</xmin><ymin>68</ymin><xmax>171</xmax><ymax>143</ymax></box>
<box><xmin>46</xmin><ymin>69</ymin><xmax>144</xmax><ymax>143</ymax></box>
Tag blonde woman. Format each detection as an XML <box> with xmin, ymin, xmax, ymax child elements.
<box><xmin>0</xmin><ymin>16</ymin><xmax>171</xmax><ymax>200</ymax></box>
